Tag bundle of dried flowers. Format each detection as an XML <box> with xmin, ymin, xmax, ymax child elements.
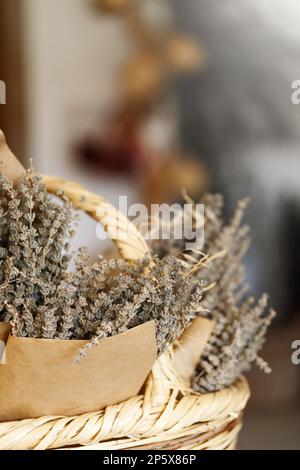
<box><xmin>152</xmin><ymin>193</ymin><xmax>275</xmax><ymax>392</ymax></box>
<box><xmin>0</xmin><ymin>172</ymin><xmax>204</xmax><ymax>357</ymax></box>
<box><xmin>74</xmin><ymin>253</ymin><xmax>204</xmax><ymax>360</ymax></box>
<box><xmin>192</xmin><ymin>294</ymin><xmax>275</xmax><ymax>392</ymax></box>
<box><xmin>0</xmin><ymin>169</ymin><xmax>274</xmax><ymax>389</ymax></box>
<box><xmin>0</xmin><ymin>171</ymin><xmax>74</xmax><ymax>336</ymax></box>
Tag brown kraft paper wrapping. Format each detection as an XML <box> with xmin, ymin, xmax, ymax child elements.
<box><xmin>0</xmin><ymin>321</ymin><xmax>157</xmax><ymax>421</ymax></box>
<box><xmin>173</xmin><ymin>317</ymin><xmax>214</xmax><ymax>385</ymax></box>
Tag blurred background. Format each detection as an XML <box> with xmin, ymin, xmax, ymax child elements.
<box><xmin>0</xmin><ymin>0</ymin><xmax>299</xmax><ymax>449</ymax></box>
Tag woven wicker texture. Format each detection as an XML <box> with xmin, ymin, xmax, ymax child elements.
<box><xmin>0</xmin><ymin>176</ymin><xmax>250</xmax><ymax>450</ymax></box>
<box><xmin>0</xmin><ymin>349</ymin><xmax>250</xmax><ymax>450</ymax></box>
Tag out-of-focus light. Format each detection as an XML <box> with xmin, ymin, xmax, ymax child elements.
<box><xmin>165</xmin><ymin>35</ymin><xmax>205</xmax><ymax>72</ymax></box>
<box><xmin>121</xmin><ymin>53</ymin><xmax>164</xmax><ymax>103</ymax></box>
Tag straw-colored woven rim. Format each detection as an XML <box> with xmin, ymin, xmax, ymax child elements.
<box><xmin>0</xmin><ymin>348</ymin><xmax>250</xmax><ymax>450</ymax></box>
<box><xmin>0</xmin><ymin>176</ymin><xmax>250</xmax><ymax>450</ymax></box>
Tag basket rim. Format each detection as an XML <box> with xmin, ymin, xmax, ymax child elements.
<box><xmin>0</xmin><ymin>349</ymin><xmax>250</xmax><ymax>450</ymax></box>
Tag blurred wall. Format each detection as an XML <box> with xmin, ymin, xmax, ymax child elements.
<box><xmin>21</xmin><ymin>0</ymin><xmax>138</xmax><ymax>254</ymax></box>
<box><xmin>173</xmin><ymin>0</ymin><xmax>300</xmax><ymax>316</ymax></box>
<box><xmin>0</xmin><ymin>0</ymin><xmax>25</xmax><ymax>158</ymax></box>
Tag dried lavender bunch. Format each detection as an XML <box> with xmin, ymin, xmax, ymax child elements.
<box><xmin>0</xmin><ymin>172</ymin><xmax>205</xmax><ymax>356</ymax></box>
<box><xmin>75</xmin><ymin>254</ymin><xmax>204</xmax><ymax>360</ymax></box>
<box><xmin>0</xmin><ymin>171</ymin><xmax>74</xmax><ymax>335</ymax></box>
<box><xmin>192</xmin><ymin>294</ymin><xmax>275</xmax><ymax>392</ymax></box>
<box><xmin>151</xmin><ymin>194</ymin><xmax>275</xmax><ymax>391</ymax></box>
<box><xmin>0</xmin><ymin>168</ymin><xmax>274</xmax><ymax>385</ymax></box>
<box><xmin>152</xmin><ymin>195</ymin><xmax>250</xmax><ymax>312</ymax></box>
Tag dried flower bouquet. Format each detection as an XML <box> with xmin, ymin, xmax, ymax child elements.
<box><xmin>0</xmin><ymin>168</ymin><xmax>274</xmax><ymax>397</ymax></box>
<box><xmin>0</xmin><ymin>171</ymin><xmax>205</xmax><ymax>358</ymax></box>
<box><xmin>0</xmin><ymin>131</ymin><xmax>262</xmax><ymax>448</ymax></box>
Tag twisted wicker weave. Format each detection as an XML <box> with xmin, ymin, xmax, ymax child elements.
<box><xmin>0</xmin><ymin>176</ymin><xmax>250</xmax><ymax>450</ymax></box>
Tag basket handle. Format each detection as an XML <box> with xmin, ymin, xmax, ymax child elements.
<box><xmin>0</xmin><ymin>129</ymin><xmax>149</xmax><ymax>261</ymax></box>
<box><xmin>41</xmin><ymin>176</ymin><xmax>150</xmax><ymax>261</ymax></box>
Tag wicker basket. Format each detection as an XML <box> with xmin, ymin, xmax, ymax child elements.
<box><xmin>0</xmin><ymin>176</ymin><xmax>250</xmax><ymax>450</ymax></box>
